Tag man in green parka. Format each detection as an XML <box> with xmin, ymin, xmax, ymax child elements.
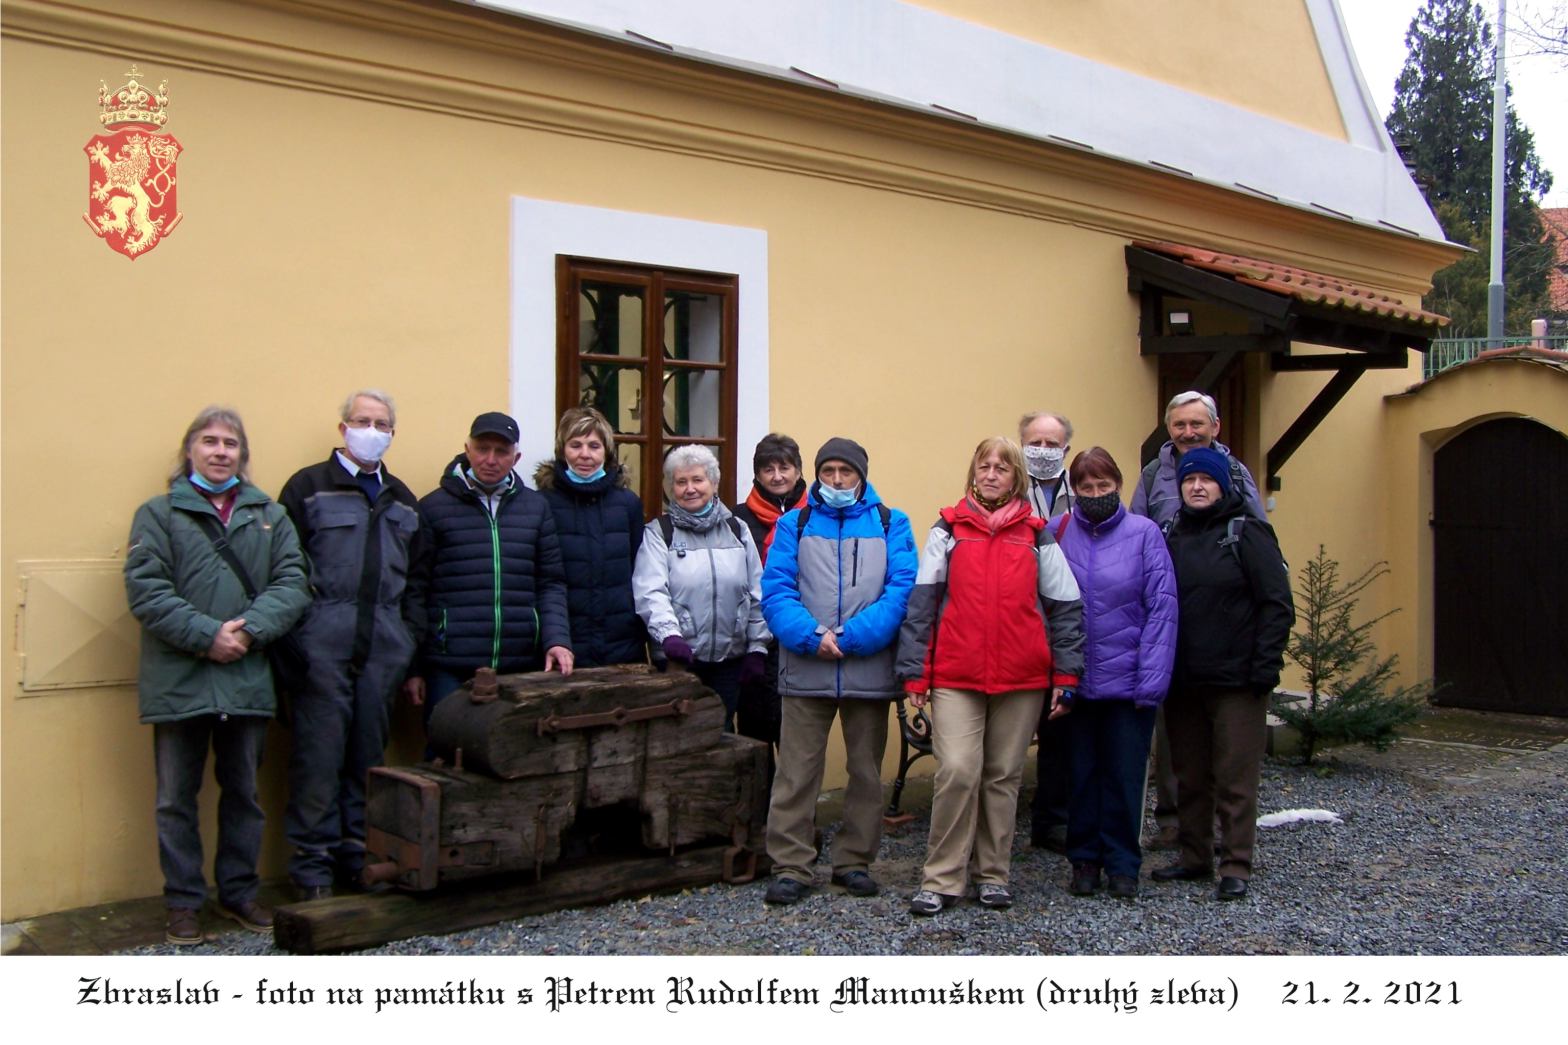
<box><xmin>124</xmin><ymin>406</ymin><xmax>310</xmax><ymax>945</ymax></box>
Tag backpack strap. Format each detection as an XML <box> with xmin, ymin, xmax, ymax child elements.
<box><xmin>726</xmin><ymin>516</ymin><xmax>746</xmax><ymax>543</ymax></box>
<box><xmin>1054</xmin><ymin>514</ymin><xmax>1070</xmax><ymax>542</ymax></box>
<box><xmin>187</xmin><ymin>508</ymin><xmax>260</xmax><ymax>599</ymax></box>
<box><xmin>797</xmin><ymin>501</ymin><xmax>890</xmax><ymax>537</ymax></box>
<box><xmin>1218</xmin><ymin>515</ymin><xmax>1246</xmax><ymax>567</ymax></box>
<box><xmin>1141</xmin><ymin>457</ymin><xmax>1160</xmax><ymax>489</ymax></box>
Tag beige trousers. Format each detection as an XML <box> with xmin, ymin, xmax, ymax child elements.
<box><xmin>921</xmin><ymin>687</ymin><xmax>1046</xmax><ymax>894</ymax></box>
<box><xmin>765</xmin><ymin>697</ymin><xmax>891</xmax><ymax>883</ymax></box>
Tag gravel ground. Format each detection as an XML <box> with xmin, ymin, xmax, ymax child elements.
<box><xmin>116</xmin><ymin>737</ymin><xmax>1568</xmax><ymax>957</ymax></box>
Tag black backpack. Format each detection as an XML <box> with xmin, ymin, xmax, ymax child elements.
<box><xmin>658</xmin><ymin>513</ymin><xmax>746</xmax><ymax>548</ymax></box>
<box><xmin>1161</xmin><ymin>513</ymin><xmax>1247</xmax><ymax>568</ymax></box>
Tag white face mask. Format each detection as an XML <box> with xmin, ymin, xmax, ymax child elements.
<box><xmin>343</xmin><ymin>424</ymin><xmax>393</xmax><ymax>466</ymax></box>
<box><xmin>1024</xmin><ymin>445</ymin><xmax>1065</xmax><ymax>481</ymax></box>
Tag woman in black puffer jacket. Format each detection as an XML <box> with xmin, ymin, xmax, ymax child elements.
<box><xmin>1152</xmin><ymin>447</ymin><xmax>1293</xmax><ymax>903</ymax></box>
<box><xmin>533</xmin><ymin>407</ymin><xmax>647</xmax><ymax>667</ymax></box>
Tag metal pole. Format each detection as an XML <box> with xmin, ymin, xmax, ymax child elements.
<box><xmin>1488</xmin><ymin>0</ymin><xmax>1507</xmax><ymax>345</ymax></box>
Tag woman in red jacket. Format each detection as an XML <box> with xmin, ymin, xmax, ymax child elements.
<box><xmin>897</xmin><ymin>437</ymin><xmax>1085</xmax><ymax>915</ymax></box>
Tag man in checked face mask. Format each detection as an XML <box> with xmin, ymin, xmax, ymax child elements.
<box><xmin>277</xmin><ymin>389</ymin><xmax>430</xmax><ymax>900</ymax></box>
<box><xmin>1019</xmin><ymin>411</ymin><xmax>1074</xmax><ymax>520</ymax></box>
<box><xmin>1017</xmin><ymin>410</ymin><xmax>1075</xmax><ymax>853</ymax></box>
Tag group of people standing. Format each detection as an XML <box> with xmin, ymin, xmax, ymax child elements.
<box><xmin>124</xmin><ymin>387</ymin><xmax>1290</xmax><ymax>946</ymax></box>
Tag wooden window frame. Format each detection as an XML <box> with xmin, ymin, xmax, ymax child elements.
<box><xmin>556</xmin><ymin>257</ymin><xmax>739</xmax><ymax>515</ymax></box>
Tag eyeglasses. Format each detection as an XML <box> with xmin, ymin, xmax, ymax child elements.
<box><xmin>346</xmin><ymin>417</ymin><xmax>394</xmax><ymax>433</ymax></box>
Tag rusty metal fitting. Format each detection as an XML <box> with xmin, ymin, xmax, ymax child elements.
<box><xmin>469</xmin><ymin>666</ymin><xmax>500</xmax><ymax>703</ymax></box>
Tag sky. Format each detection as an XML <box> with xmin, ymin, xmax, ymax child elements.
<box><xmin>1339</xmin><ymin>0</ymin><xmax>1567</xmax><ymax>207</ymax></box>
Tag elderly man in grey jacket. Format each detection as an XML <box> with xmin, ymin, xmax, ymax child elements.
<box><xmin>760</xmin><ymin>437</ymin><xmax>918</xmax><ymax>905</ymax></box>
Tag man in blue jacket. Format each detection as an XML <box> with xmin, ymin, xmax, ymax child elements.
<box><xmin>760</xmin><ymin>437</ymin><xmax>917</xmax><ymax>904</ymax></box>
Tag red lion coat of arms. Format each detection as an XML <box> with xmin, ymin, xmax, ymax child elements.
<box><xmin>84</xmin><ymin>68</ymin><xmax>182</xmax><ymax>260</ymax></box>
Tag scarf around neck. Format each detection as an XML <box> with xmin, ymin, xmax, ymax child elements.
<box><xmin>668</xmin><ymin>498</ymin><xmax>729</xmax><ymax>533</ymax></box>
<box><xmin>745</xmin><ymin>479</ymin><xmax>808</xmax><ymax>559</ymax></box>
<box><xmin>964</xmin><ymin>493</ymin><xmax>1030</xmax><ymax>534</ymax></box>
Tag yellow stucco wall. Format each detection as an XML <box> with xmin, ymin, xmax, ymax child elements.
<box><xmin>913</xmin><ymin>0</ymin><xmax>1347</xmax><ymax>139</ymax></box>
<box><xmin>1</xmin><ymin>0</ymin><xmax>1454</xmax><ymax>918</ymax></box>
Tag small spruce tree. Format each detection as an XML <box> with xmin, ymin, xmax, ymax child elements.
<box><xmin>1274</xmin><ymin>547</ymin><xmax>1430</xmax><ymax>765</ymax></box>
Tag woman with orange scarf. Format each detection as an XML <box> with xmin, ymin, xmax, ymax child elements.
<box><xmin>733</xmin><ymin>434</ymin><xmax>809</xmax><ymax>754</ymax></box>
<box><xmin>897</xmin><ymin>437</ymin><xmax>1085</xmax><ymax>915</ymax></box>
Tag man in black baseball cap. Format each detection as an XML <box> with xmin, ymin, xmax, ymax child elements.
<box><xmin>469</xmin><ymin>411</ymin><xmax>520</xmax><ymax>444</ymax></box>
<box><xmin>403</xmin><ymin>410</ymin><xmax>573</xmax><ymax>723</ymax></box>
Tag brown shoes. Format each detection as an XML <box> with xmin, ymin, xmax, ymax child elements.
<box><xmin>165</xmin><ymin>906</ymin><xmax>203</xmax><ymax>946</ymax></box>
<box><xmin>215</xmin><ymin>900</ymin><xmax>274</xmax><ymax>933</ymax></box>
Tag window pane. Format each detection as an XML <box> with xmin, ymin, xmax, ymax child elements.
<box><xmin>663</xmin><ymin>290</ymin><xmax>724</xmax><ymax>362</ymax></box>
<box><xmin>615</xmin><ymin>443</ymin><xmax>643</xmax><ymax>503</ymax></box>
<box><xmin>579</xmin><ymin>363</ymin><xmax>645</xmax><ymax>435</ymax></box>
<box><xmin>580</xmin><ymin>282</ymin><xmax>645</xmax><ymax>358</ymax></box>
<box><xmin>661</xmin><ymin>368</ymin><xmax>722</xmax><ymax>438</ymax></box>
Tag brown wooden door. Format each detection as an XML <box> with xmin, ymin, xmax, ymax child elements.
<box><xmin>1432</xmin><ymin>417</ymin><xmax>1568</xmax><ymax>716</ymax></box>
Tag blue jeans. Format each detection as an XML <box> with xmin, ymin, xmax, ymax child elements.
<box><xmin>154</xmin><ymin>714</ymin><xmax>269</xmax><ymax>910</ymax></box>
<box><xmin>1065</xmin><ymin>700</ymin><xmax>1158</xmax><ymax>879</ymax></box>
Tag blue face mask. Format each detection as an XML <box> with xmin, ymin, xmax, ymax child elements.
<box><xmin>465</xmin><ymin>467</ymin><xmax>511</xmax><ymax>494</ymax></box>
<box><xmin>565</xmin><ymin>466</ymin><xmax>607</xmax><ymax>485</ymax></box>
<box><xmin>690</xmin><ymin>499</ymin><xmax>717</xmax><ymax>517</ymax></box>
<box><xmin>818</xmin><ymin>482</ymin><xmax>860</xmax><ymax>509</ymax></box>
<box><xmin>189</xmin><ymin>472</ymin><xmax>239</xmax><ymax>494</ymax></box>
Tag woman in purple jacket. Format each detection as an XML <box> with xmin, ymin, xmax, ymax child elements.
<box><xmin>1051</xmin><ymin>447</ymin><xmax>1178</xmax><ymax>899</ymax></box>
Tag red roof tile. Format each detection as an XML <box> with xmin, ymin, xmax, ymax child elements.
<box><xmin>1542</xmin><ymin>208</ymin><xmax>1568</xmax><ymax>312</ymax></box>
<box><xmin>1132</xmin><ymin>239</ymin><xmax>1449</xmax><ymax>328</ymax></box>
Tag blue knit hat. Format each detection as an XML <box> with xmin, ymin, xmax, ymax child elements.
<box><xmin>1177</xmin><ymin>446</ymin><xmax>1231</xmax><ymax>494</ymax></box>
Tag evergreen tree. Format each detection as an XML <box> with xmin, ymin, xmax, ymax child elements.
<box><xmin>1275</xmin><ymin>548</ymin><xmax>1430</xmax><ymax>765</ymax></box>
<box><xmin>1385</xmin><ymin>0</ymin><xmax>1555</xmax><ymax>335</ymax></box>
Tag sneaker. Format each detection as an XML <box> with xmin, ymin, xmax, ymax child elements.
<box><xmin>1108</xmin><ymin>874</ymin><xmax>1139</xmax><ymax>899</ymax></box>
<box><xmin>764</xmin><ymin>876</ymin><xmax>811</xmax><ymax>905</ymax></box>
<box><xmin>165</xmin><ymin>906</ymin><xmax>202</xmax><ymax>946</ymax></box>
<box><xmin>1069</xmin><ymin>862</ymin><xmax>1101</xmax><ymax>896</ymax></box>
<box><xmin>830</xmin><ymin>870</ymin><xmax>879</xmax><ymax>897</ymax></box>
<box><xmin>908</xmin><ymin>889</ymin><xmax>960</xmax><ymax>916</ymax></box>
<box><xmin>215</xmin><ymin>900</ymin><xmax>274</xmax><ymax>933</ymax></box>
<box><xmin>976</xmin><ymin>883</ymin><xmax>1013</xmax><ymax>909</ymax></box>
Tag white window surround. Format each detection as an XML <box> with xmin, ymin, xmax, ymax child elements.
<box><xmin>509</xmin><ymin>197</ymin><xmax>770</xmax><ymax>484</ymax></box>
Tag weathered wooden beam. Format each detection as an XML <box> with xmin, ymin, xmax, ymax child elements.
<box><xmin>1266</xmin><ymin>364</ymin><xmax>1368</xmax><ymax>488</ymax></box>
<box><xmin>1271</xmin><ymin>350</ymin><xmax>1407</xmax><ymax>371</ymax></box>
<box><xmin>1139</xmin><ymin>333</ymin><xmax>1285</xmax><ymax>356</ymax></box>
<box><xmin>428</xmin><ymin>665</ymin><xmax>724</xmax><ymax>779</ymax></box>
<box><xmin>364</xmin><ymin>734</ymin><xmax>769</xmax><ymax>890</ymax></box>
<box><xmin>273</xmin><ymin>844</ymin><xmax>770</xmax><ymax>954</ymax></box>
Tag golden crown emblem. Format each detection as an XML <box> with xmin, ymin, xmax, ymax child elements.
<box><xmin>97</xmin><ymin>66</ymin><xmax>169</xmax><ymax>129</ymax></box>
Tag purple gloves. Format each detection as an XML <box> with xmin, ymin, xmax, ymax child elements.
<box><xmin>739</xmin><ymin>651</ymin><xmax>767</xmax><ymax>687</ymax></box>
<box><xmin>662</xmin><ymin>635</ymin><xmax>694</xmax><ymax>665</ymax></box>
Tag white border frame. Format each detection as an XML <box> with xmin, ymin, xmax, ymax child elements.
<box><xmin>509</xmin><ymin>197</ymin><xmax>770</xmax><ymax>495</ymax></box>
